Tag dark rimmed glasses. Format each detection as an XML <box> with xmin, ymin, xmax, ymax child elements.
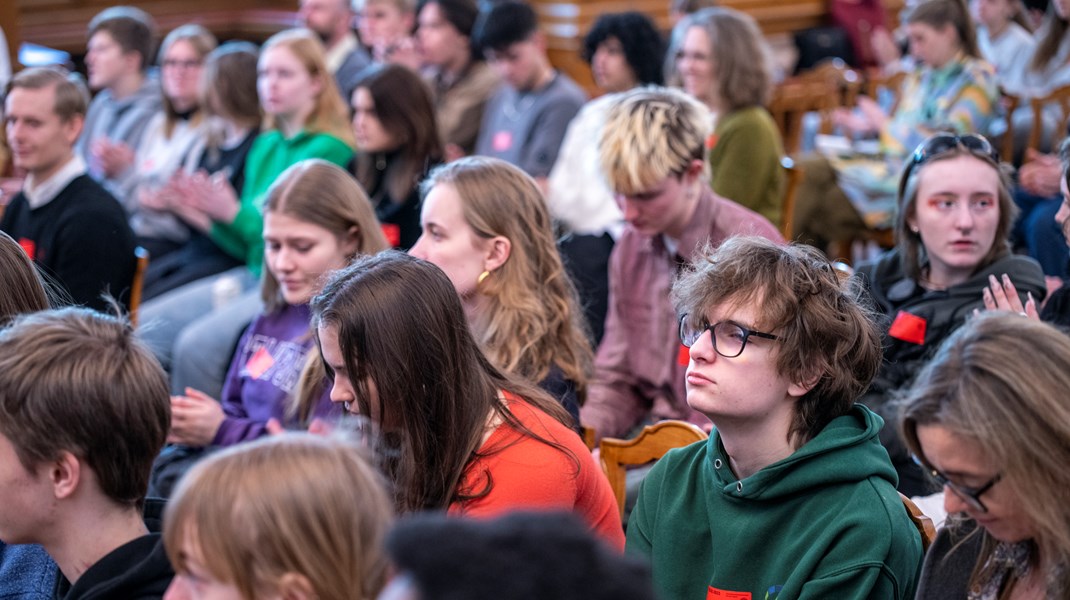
<box><xmin>903</xmin><ymin>133</ymin><xmax>1000</xmax><ymax>183</ymax></box>
<box><xmin>913</xmin><ymin>455</ymin><xmax>1001</xmax><ymax>513</ymax></box>
<box><xmin>678</xmin><ymin>315</ymin><xmax>778</xmax><ymax>358</ymax></box>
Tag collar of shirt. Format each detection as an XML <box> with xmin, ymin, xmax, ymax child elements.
<box><xmin>23</xmin><ymin>154</ymin><xmax>87</xmax><ymax>210</ymax></box>
<box><xmin>325</xmin><ymin>31</ymin><xmax>359</xmax><ymax>74</ymax></box>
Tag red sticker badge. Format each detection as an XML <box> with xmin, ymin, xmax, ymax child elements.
<box><xmin>708</xmin><ymin>587</ymin><xmax>751</xmax><ymax>600</ymax></box>
<box><xmin>492</xmin><ymin>131</ymin><xmax>513</xmax><ymax>152</ymax></box>
<box><xmin>17</xmin><ymin>238</ymin><xmax>36</xmax><ymax>261</ymax></box>
<box><xmin>245</xmin><ymin>347</ymin><xmax>276</xmax><ymax>380</ymax></box>
<box><xmin>888</xmin><ymin>310</ymin><xmax>927</xmax><ymax>345</ymax></box>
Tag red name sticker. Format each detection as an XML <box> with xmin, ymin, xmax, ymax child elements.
<box><xmin>677</xmin><ymin>343</ymin><xmax>691</xmax><ymax>366</ymax></box>
<box><xmin>382</xmin><ymin>223</ymin><xmax>401</xmax><ymax>247</ymax></box>
<box><xmin>17</xmin><ymin>238</ymin><xmax>35</xmax><ymax>261</ymax></box>
<box><xmin>245</xmin><ymin>347</ymin><xmax>275</xmax><ymax>380</ymax></box>
<box><xmin>708</xmin><ymin>587</ymin><xmax>751</xmax><ymax>600</ymax></box>
<box><xmin>888</xmin><ymin>310</ymin><xmax>927</xmax><ymax>345</ymax></box>
<box><xmin>492</xmin><ymin>131</ymin><xmax>513</xmax><ymax>152</ymax></box>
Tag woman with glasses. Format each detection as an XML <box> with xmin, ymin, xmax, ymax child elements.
<box><xmin>305</xmin><ymin>251</ymin><xmax>624</xmax><ymax>547</ymax></box>
<box><xmin>856</xmin><ymin>133</ymin><xmax>1046</xmax><ymax>496</ymax></box>
<box><xmin>900</xmin><ymin>312</ymin><xmax>1070</xmax><ymax>598</ymax></box>
<box><xmin>628</xmin><ymin>236</ymin><xmax>923</xmax><ymax>599</ymax></box>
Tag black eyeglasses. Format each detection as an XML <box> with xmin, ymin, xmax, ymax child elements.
<box><xmin>678</xmin><ymin>315</ymin><xmax>778</xmax><ymax>358</ymax></box>
<box><xmin>903</xmin><ymin>134</ymin><xmax>1000</xmax><ymax>183</ymax></box>
<box><xmin>913</xmin><ymin>455</ymin><xmax>1001</xmax><ymax>513</ymax></box>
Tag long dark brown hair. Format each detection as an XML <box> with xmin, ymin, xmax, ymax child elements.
<box><xmin>309</xmin><ymin>252</ymin><xmax>572</xmax><ymax>513</ymax></box>
<box><xmin>351</xmin><ymin>64</ymin><xmax>443</xmax><ymax>204</ymax></box>
<box><xmin>0</xmin><ymin>231</ymin><xmax>50</xmax><ymax>326</ymax></box>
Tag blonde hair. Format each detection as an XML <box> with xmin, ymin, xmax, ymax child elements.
<box><xmin>599</xmin><ymin>86</ymin><xmax>711</xmax><ymax>195</ymax></box>
<box><xmin>423</xmin><ymin>157</ymin><xmax>594</xmax><ymax>404</ymax></box>
<box><xmin>164</xmin><ymin>433</ymin><xmax>394</xmax><ymax>600</ymax></box>
<box><xmin>899</xmin><ymin>313</ymin><xmax>1070</xmax><ymax>591</ymax></box>
<box><xmin>261</xmin><ymin>159</ymin><xmax>389</xmax><ymax>314</ymax></box>
<box><xmin>259</xmin><ymin>29</ymin><xmax>356</xmax><ymax>147</ymax></box>
<box><xmin>667</xmin><ymin>8</ymin><xmax>773</xmax><ymax>110</ymax></box>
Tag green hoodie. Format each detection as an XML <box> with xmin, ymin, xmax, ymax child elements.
<box><xmin>627</xmin><ymin>404</ymin><xmax>923</xmax><ymax>600</ymax></box>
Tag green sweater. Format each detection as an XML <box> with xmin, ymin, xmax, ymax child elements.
<box><xmin>708</xmin><ymin>106</ymin><xmax>784</xmax><ymax>227</ymax></box>
<box><xmin>627</xmin><ymin>404</ymin><xmax>923</xmax><ymax>600</ymax></box>
<box><xmin>210</xmin><ymin>129</ymin><xmax>353</xmax><ymax>274</ymax></box>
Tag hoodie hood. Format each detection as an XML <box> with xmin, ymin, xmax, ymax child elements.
<box><xmin>707</xmin><ymin>404</ymin><xmax>897</xmax><ymax>501</ymax></box>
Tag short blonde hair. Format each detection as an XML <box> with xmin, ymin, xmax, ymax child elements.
<box><xmin>599</xmin><ymin>86</ymin><xmax>711</xmax><ymax>195</ymax></box>
<box><xmin>164</xmin><ymin>433</ymin><xmax>394</xmax><ymax>600</ymax></box>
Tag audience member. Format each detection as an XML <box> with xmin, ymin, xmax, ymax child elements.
<box><xmin>416</xmin><ymin>0</ymin><xmax>501</xmax><ymax>157</ymax></box>
<box><xmin>0</xmin><ymin>230</ymin><xmax>50</xmax><ymax>324</ymax></box>
<box><xmin>668</xmin><ymin>0</ymin><xmax>718</xmax><ymax>27</ymax></box>
<box><xmin>410</xmin><ymin>157</ymin><xmax>594</xmax><ymax>424</ymax></box>
<box><xmin>667</xmin><ymin>7</ymin><xmax>784</xmax><ymax>226</ymax></box>
<box><xmin>973</xmin><ymin>0</ymin><xmax>1034</xmax><ymax>86</ymax></box>
<box><xmin>139</xmin><ymin>28</ymin><xmax>355</xmax><ymax>401</ymax></box>
<box><xmin>350</xmin><ymin>63</ymin><xmax>443</xmax><ymax>249</ymax></box>
<box><xmin>628</xmin><ymin>236</ymin><xmax>922</xmax><ymax>599</ymax></box>
<box><xmin>381</xmin><ymin>512</ymin><xmax>657</xmax><ymax>600</ymax></box>
<box><xmin>903</xmin><ymin>313</ymin><xmax>1070</xmax><ymax>598</ymax></box>
<box><xmin>1014</xmin><ymin>132</ymin><xmax>1069</xmax><ymax>276</ymax></box>
<box><xmin>0</xmin><ymin>230</ymin><xmax>56</xmax><ymax>600</ymax></box>
<box><xmin>299</xmin><ymin>0</ymin><xmax>372</xmax><ymax>102</ymax></box>
<box><xmin>77</xmin><ymin>6</ymin><xmax>161</xmax><ymax>188</ymax></box>
<box><xmin>548</xmin><ymin>12</ymin><xmax>664</xmax><ymax>343</ymax></box>
<box><xmin>472</xmin><ymin>1</ymin><xmax>585</xmax><ymax>185</ymax></box>
<box><xmin>140</xmin><ymin>41</ymin><xmax>261</xmax><ymax>300</ymax></box>
<box><xmin>1001</xmin><ymin>0</ymin><xmax>1070</xmax><ymax>153</ymax></box>
<box><xmin>0</xmin><ymin>308</ymin><xmax>172</xmax><ymax>599</ymax></box>
<box><xmin>1</xmin><ymin>67</ymin><xmax>137</xmax><ymax>312</ymax></box>
<box><xmin>855</xmin><ymin>133</ymin><xmax>1045</xmax><ymax>495</ymax></box>
<box><xmin>305</xmin><ymin>251</ymin><xmax>624</xmax><ymax>546</ymax></box>
<box><xmin>797</xmin><ymin>0</ymin><xmax>1000</xmax><ymax>250</ymax></box>
<box><xmin>120</xmin><ymin>24</ymin><xmax>217</xmax><ymax>259</ymax></box>
<box><xmin>164</xmin><ymin>160</ymin><xmax>386</xmax><ymax>452</ymax></box>
<box><xmin>163</xmin><ymin>434</ymin><xmax>393</xmax><ymax>600</ymax></box>
<box><xmin>579</xmin><ymin>87</ymin><xmax>781</xmax><ymax>441</ymax></box>
<box><xmin>354</xmin><ymin>0</ymin><xmax>418</xmax><ymax>64</ymax></box>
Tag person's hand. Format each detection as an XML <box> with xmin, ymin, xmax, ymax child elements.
<box><xmin>168</xmin><ymin>388</ymin><xmax>226</xmax><ymax>446</ymax></box>
<box><xmin>174</xmin><ymin>170</ymin><xmax>241</xmax><ymax>225</ymax></box>
<box><xmin>91</xmin><ymin>139</ymin><xmax>135</xmax><ymax>179</ymax></box>
<box><xmin>856</xmin><ymin>96</ymin><xmax>889</xmax><ymax>132</ymax></box>
<box><xmin>138</xmin><ymin>185</ymin><xmax>174</xmax><ymax>212</ymax></box>
<box><xmin>0</xmin><ymin>177</ymin><xmax>24</xmax><ymax>206</ymax></box>
<box><xmin>980</xmin><ymin>273</ymin><xmax>1039</xmax><ymax>320</ymax></box>
<box><xmin>832</xmin><ymin>107</ymin><xmax>875</xmax><ymax>137</ymax></box>
<box><xmin>1019</xmin><ymin>151</ymin><xmax>1062</xmax><ymax>197</ymax></box>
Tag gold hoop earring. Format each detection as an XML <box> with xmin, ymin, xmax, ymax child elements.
<box><xmin>477</xmin><ymin>270</ymin><xmax>490</xmax><ymax>285</ymax></box>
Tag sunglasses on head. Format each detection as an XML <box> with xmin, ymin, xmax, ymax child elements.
<box><xmin>902</xmin><ymin>134</ymin><xmax>1000</xmax><ymax>182</ymax></box>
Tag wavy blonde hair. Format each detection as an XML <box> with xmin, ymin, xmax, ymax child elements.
<box><xmin>423</xmin><ymin>157</ymin><xmax>594</xmax><ymax>404</ymax></box>
<box><xmin>164</xmin><ymin>433</ymin><xmax>394</xmax><ymax>600</ymax></box>
<box><xmin>259</xmin><ymin>28</ymin><xmax>355</xmax><ymax>147</ymax></box>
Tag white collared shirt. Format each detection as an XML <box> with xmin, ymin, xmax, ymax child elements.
<box><xmin>325</xmin><ymin>31</ymin><xmax>359</xmax><ymax>75</ymax></box>
<box><xmin>23</xmin><ymin>154</ymin><xmax>87</xmax><ymax>210</ymax></box>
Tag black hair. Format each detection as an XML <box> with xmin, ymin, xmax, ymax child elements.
<box><xmin>582</xmin><ymin>12</ymin><xmax>664</xmax><ymax>86</ymax></box>
<box><xmin>472</xmin><ymin>0</ymin><xmax>538</xmax><ymax>54</ymax></box>
<box><xmin>417</xmin><ymin>0</ymin><xmax>482</xmax><ymax>61</ymax></box>
<box><xmin>385</xmin><ymin>511</ymin><xmax>657</xmax><ymax>600</ymax></box>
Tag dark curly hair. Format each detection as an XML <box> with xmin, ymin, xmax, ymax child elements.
<box><xmin>582</xmin><ymin>12</ymin><xmax>664</xmax><ymax>86</ymax></box>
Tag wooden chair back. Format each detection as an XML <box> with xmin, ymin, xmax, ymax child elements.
<box><xmin>780</xmin><ymin>156</ymin><xmax>803</xmax><ymax>240</ymax></box>
<box><xmin>599</xmin><ymin>420</ymin><xmax>708</xmax><ymax>518</ymax></box>
<box><xmin>900</xmin><ymin>492</ymin><xmax>937</xmax><ymax>552</ymax></box>
<box><xmin>999</xmin><ymin>87</ymin><xmax>1021</xmax><ymax>161</ymax></box>
<box><xmin>580</xmin><ymin>425</ymin><xmax>597</xmax><ymax>452</ymax></box>
<box><xmin>129</xmin><ymin>246</ymin><xmax>150</xmax><ymax>327</ymax></box>
<box><xmin>769</xmin><ymin>78</ymin><xmax>838</xmax><ymax>155</ymax></box>
<box><xmin>1027</xmin><ymin>84</ymin><xmax>1070</xmax><ymax>152</ymax></box>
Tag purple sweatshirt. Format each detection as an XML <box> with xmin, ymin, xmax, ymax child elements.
<box><xmin>212</xmin><ymin>303</ymin><xmax>339</xmax><ymax>446</ymax></box>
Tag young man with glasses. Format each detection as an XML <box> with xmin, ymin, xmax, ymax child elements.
<box><xmin>579</xmin><ymin>87</ymin><xmax>781</xmax><ymax>442</ymax></box>
<box><xmin>627</xmin><ymin>236</ymin><xmax>924</xmax><ymax>600</ymax></box>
